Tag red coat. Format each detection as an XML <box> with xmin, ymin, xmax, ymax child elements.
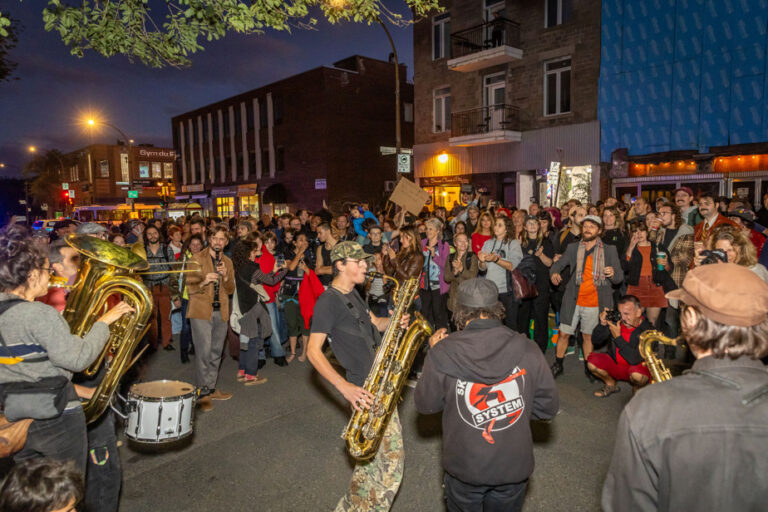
<box><xmin>299</xmin><ymin>270</ymin><xmax>326</xmax><ymax>329</ymax></box>
<box><xmin>693</xmin><ymin>214</ymin><xmax>737</xmax><ymax>243</ymax></box>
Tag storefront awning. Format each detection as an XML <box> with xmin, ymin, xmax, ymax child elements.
<box><xmin>167</xmin><ymin>202</ymin><xmax>203</xmax><ymax>210</ymax></box>
<box><xmin>262</xmin><ymin>183</ymin><xmax>288</xmax><ymax>204</ymax></box>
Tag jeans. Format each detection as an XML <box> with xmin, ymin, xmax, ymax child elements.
<box><xmin>261</xmin><ymin>301</ymin><xmax>286</xmax><ymax>358</ymax></box>
<box><xmin>14</xmin><ymin>407</ymin><xmax>88</xmax><ymax>474</ymax></box>
<box><xmin>239</xmin><ymin>333</ymin><xmax>264</xmax><ymax>376</ymax></box>
<box><xmin>84</xmin><ymin>411</ymin><xmax>121</xmax><ymax>512</ymax></box>
<box><xmin>443</xmin><ymin>472</ymin><xmax>527</xmax><ymax>512</ymax></box>
<box><xmin>180</xmin><ymin>298</ymin><xmax>193</xmax><ymax>354</ymax></box>
<box><xmin>171</xmin><ymin>308</ymin><xmax>182</xmax><ymax>335</ymax></box>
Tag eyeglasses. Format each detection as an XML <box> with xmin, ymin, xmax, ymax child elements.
<box><xmin>658</xmin><ymin>211</ymin><xmax>672</xmax><ymax>216</ymax></box>
<box><xmin>41</xmin><ymin>267</ymin><xmax>54</xmax><ymax>274</ymax></box>
<box><xmin>344</xmin><ymin>258</ymin><xmax>368</xmax><ymax>266</ymax></box>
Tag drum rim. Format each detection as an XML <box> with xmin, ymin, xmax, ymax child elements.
<box><xmin>128</xmin><ymin>379</ymin><xmax>197</xmax><ymax>401</ymax></box>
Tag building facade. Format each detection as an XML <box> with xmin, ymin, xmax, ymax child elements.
<box><xmin>62</xmin><ymin>143</ymin><xmax>176</xmax><ymax>220</ymax></box>
<box><xmin>600</xmin><ymin>0</ymin><xmax>768</xmax><ymax>207</ymax></box>
<box><xmin>413</xmin><ymin>0</ymin><xmax>602</xmax><ymax>210</ymax></box>
<box><xmin>172</xmin><ymin>55</ymin><xmax>414</xmax><ymax>217</ymax></box>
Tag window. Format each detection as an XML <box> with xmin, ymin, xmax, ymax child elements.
<box><xmin>246</xmin><ymin>102</ymin><xmax>254</xmax><ymax>130</ymax></box>
<box><xmin>544</xmin><ymin>58</ymin><xmax>571</xmax><ymax>116</ymax></box>
<box><xmin>260</xmin><ymin>102</ymin><xmax>268</xmax><ymax>128</ymax></box>
<box><xmin>545</xmin><ymin>0</ymin><xmax>572</xmax><ymax>28</ymax></box>
<box><xmin>213</xmin><ymin>113</ymin><xmax>219</xmax><ymax>138</ymax></box>
<box><xmin>240</xmin><ymin>195</ymin><xmax>259</xmax><ymax>216</ymax></box>
<box><xmin>139</xmin><ymin>161</ymin><xmax>149</xmax><ymax>178</ymax></box>
<box><xmin>163</xmin><ymin>162</ymin><xmax>173</xmax><ymax>179</ymax></box>
<box><xmin>261</xmin><ymin>149</ymin><xmax>270</xmax><ymax>172</ymax></box>
<box><xmin>276</xmin><ymin>146</ymin><xmax>285</xmax><ymax>172</ymax></box>
<box><xmin>216</xmin><ymin>197</ymin><xmax>235</xmax><ymax>217</ymax></box>
<box><xmin>433</xmin><ymin>13</ymin><xmax>451</xmax><ymax>60</ymax></box>
<box><xmin>151</xmin><ymin>162</ymin><xmax>162</xmax><ymax>178</ymax></box>
<box><xmin>202</xmin><ymin>116</ymin><xmax>208</xmax><ymax>143</ymax></box>
<box><xmin>404</xmin><ymin>102</ymin><xmax>414</xmax><ymax>123</ymax></box>
<box><xmin>433</xmin><ymin>87</ymin><xmax>451</xmax><ymax>132</ymax></box>
<box><xmin>273</xmin><ymin>96</ymin><xmax>283</xmax><ymax>125</ymax></box>
<box><xmin>236</xmin><ymin>153</ymin><xmax>244</xmax><ymax>179</ymax></box>
<box><xmin>223</xmin><ymin>109</ymin><xmax>230</xmax><ymax>136</ymax></box>
<box><xmin>249</xmin><ymin>151</ymin><xmax>256</xmax><ymax>170</ymax></box>
<box><xmin>234</xmin><ymin>107</ymin><xmax>242</xmax><ymax>135</ymax></box>
<box><xmin>98</xmin><ymin>160</ymin><xmax>109</xmax><ymax>178</ymax></box>
<box><xmin>120</xmin><ymin>154</ymin><xmax>129</xmax><ymax>182</ymax></box>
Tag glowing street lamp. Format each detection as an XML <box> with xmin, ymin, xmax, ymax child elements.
<box><xmin>28</xmin><ymin>146</ymin><xmax>37</xmax><ymax>153</ymax></box>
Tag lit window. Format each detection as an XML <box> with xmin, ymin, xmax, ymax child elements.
<box><xmin>151</xmin><ymin>162</ymin><xmax>162</xmax><ymax>178</ymax></box>
<box><xmin>216</xmin><ymin>197</ymin><xmax>235</xmax><ymax>217</ymax></box>
<box><xmin>139</xmin><ymin>161</ymin><xmax>149</xmax><ymax>178</ymax></box>
<box><xmin>543</xmin><ymin>58</ymin><xmax>571</xmax><ymax>116</ymax></box>
<box><xmin>163</xmin><ymin>162</ymin><xmax>173</xmax><ymax>179</ymax></box>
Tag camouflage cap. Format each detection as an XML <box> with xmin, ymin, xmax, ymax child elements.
<box><xmin>330</xmin><ymin>241</ymin><xmax>369</xmax><ymax>263</ymax></box>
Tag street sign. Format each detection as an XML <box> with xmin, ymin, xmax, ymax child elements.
<box><xmin>397</xmin><ymin>154</ymin><xmax>411</xmax><ymax>174</ymax></box>
<box><xmin>41</xmin><ymin>204</ymin><xmax>48</xmax><ymax>211</ymax></box>
<box><xmin>128</xmin><ymin>190</ymin><xmax>139</xmax><ymax>199</ymax></box>
<box><xmin>380</xmin><ymin>147</ymin><xmax>413</xmax><ymax>155</ymax></box>
<box><xmin>61</xmin><ymin>183</ymin><xmax>69</xmax><ymax>190</ymax></box>
<box><xmin>68</xmin><ymin>190</ymin><xmax>75</xmax><ymax>199</ymax></box>
<box><xmin>315</xmin><ymin>179</ymin><xmax>327</xmax><ymax>190</ymax></box>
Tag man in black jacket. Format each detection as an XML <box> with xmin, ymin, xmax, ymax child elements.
<box><xmin>587</xmin><ymin>295</ymin><xmax>652</xmax><ymax>397</ymax></box>
<box><xmin>414</xmin><ymin>278</ymin><xmax>559</xmax><ymax>512</ymax></box>
<box><xmin>603</xmin><ymin>263</ymin><xmax>768</xmax><ymax>511</ymax></box>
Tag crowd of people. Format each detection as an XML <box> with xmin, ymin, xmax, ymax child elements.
<box><xmin>3</xmin><ymin>183</ymin><xmax>768</xmax><ymax>511</ymax></box>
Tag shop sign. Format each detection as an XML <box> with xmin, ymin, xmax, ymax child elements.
<box><xmin>61</xmin><ymin>183</ymin><xmax>69</xmax><ymax>190</ymax></box>
<box><xmin>127</xmin><ymin>190</ymin><xmax>138</xmax><ymax>199</ymax></box>
<box><xmin>182</xmin><ymin>184</ymin><xmax>205</xmax><ymax>193</ymax></box>
<box><xmin>315</xmin><ymin>179</ymin><xmax>327</xmax><ymax>190</ymax></box>
<box><xmin>212</xmin><ymin>186</ymin><xmax>237</xmax><ymax>197</ymax></box>
<box><xmin>419</xmin><ymin>175</ymin><xmax>470</xmax><ymax>187</ymax></box>
<box><xmin>137</xmin><ymin>148</ymin><xmax>175</xmax><ymax>160</ymax></box>
<box><xmin>191</xmin><ymin>194</ymin><xmax>209</xmax><ymax>200</ymax></box>
<box><xmin>237</xmin><ymin>184</ymin><xmax>258</xmax><ymax>197</ymax></box>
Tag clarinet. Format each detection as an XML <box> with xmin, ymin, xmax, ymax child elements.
<box><xmin>212</xmin><ymin>248</ymin><xmax>222</xmax><ymax>310</ymax></box>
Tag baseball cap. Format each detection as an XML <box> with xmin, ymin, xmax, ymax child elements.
<box><xmin>727</xmin><ymin>208</ymin><xmax>756</xmax><ymax>223</ymax></box>
<box><xmin>457</xmin><ymin>278</ymin><xmax>499</xmax><ymax>309</ymax></box>
<box><xmin>666</xmin><ymin>263</ymin><xmax>768</xmax><ymax>327</ymax></box>
<box><xmin>75</xmin><ymin>222</ymin><xmax>108</xmax><ymax>236</ymax></box>
<box><xmin>674</xmin><ymin>186</ymin><xmax>694</xmax><ymax>197</ymax></box>
<box><xmin>581</xmin><ymin>215</ymin><xmax>603</xmax><ymax>227</ymax></box>
<box><xmin>330</xmin><ymin>241</ymin><xmax>371</xmax><ymax>263</ymax></box>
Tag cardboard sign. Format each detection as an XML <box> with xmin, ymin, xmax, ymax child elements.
<box><xmin>389</xmin><ymin>177</ymin><xmax>430</xmax><ymax>215</ymax></box>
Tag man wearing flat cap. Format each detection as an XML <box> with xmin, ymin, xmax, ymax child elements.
<box><xmin>414</xmin><ymin>278</ymin><xmax>559</xmax><ymax>512</ymax></box>
<box><xmin>306</xmin><ymin>241</ymin><xmax>412</xmax><ymax>512</ymax></box>
<box><xmin>603</xmin><ymin>263</ymin><xmax>768</xmax><ymax>511</ymax></box>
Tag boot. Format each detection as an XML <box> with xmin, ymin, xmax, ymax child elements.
<box><xmin>180</xmin><ymin>350</ymin><xmax>190</xmax><ymax>364</ymax></box>
<box><xmin>274</xmin><ymin>356</ymin><xmax>288</xmax><ymax>367</ymax></box>
<box><xmin>551</xmin><ymin>360</ymin><xmax>564</xmax><ymax>378</ymax></box>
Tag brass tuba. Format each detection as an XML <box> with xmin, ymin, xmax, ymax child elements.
<box><xmin>638</xmin><ymin>330</ymin><xmax>678</xmax><ymax>383</ymax></box>
<box><xmin>342</xmin><ymin>274</ymin><xmax>433</xmax><ymax>460</ymax></box>
<box><xmin>62</xmin><ymin>235</ymin><xmax>153</xmax><ymax>423</ymax></box>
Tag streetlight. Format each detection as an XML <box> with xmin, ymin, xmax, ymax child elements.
<box><xmin>28</xmin><ymin>146</ymin><xmax>37</xmax><ymax>153</ymax></box>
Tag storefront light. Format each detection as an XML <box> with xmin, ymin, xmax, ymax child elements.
<box><xmin>438</xmin><ymin>153</ymin><xmax>449</xmax><ymax>164</ymax></box>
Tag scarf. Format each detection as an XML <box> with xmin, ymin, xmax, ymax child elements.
<box><xmin>575</xmin><ymin>238</ymin><xmax>607</xmax><ymax>287</ymax></box>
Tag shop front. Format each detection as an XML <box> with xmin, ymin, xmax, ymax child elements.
<box><xmin>613</xmin><ymin>154</ymin><xmax>768</xmax><ymax>207</ymax></box>
<box><xmin>419</xmin><ymin>175</ymin><xmax>470</xmax><ymax>210</ymax></box>
<box><xmin>237</xmin><ymin>184</ymin><xmax>259</xmax><ymax>217</ymax></box>
<box><xmin>212</xmin><ymin>186</ymin><xmax>238</xmax><ymax>217</ymax></box>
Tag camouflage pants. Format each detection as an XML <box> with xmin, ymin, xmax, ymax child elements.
<box><xmin>334</xmin><ymin>408</ymin><xmax>404</xmax><ymax>512</ymax></box>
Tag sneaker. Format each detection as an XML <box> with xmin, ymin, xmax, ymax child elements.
<box><xmin>237</xmin><ymin>370</ymin><xmax>246</xmax><ymax>382</ymax></box>
<box><xmin>551</xmin><ymin>361</ymin><xmax>564</xmax><ymax>378</ymax></box>
<box><xmin>565</xmin><ymin>346</ymin><xmax>576</xmax><ymax>357</ymax></box>
<box><xmin>244</xmin><ymin>375</ymin><xmax>268</xmax><ymax>386</ymax></box>
<box><xmin>209</xmin><ymin>389</ymin><xmax>232</xmax><ymax>401</ymax></box>
<box><xmin>578</xmin><ymin>348</ymin><xmax>584</xmax><ymax>361</ymax></box>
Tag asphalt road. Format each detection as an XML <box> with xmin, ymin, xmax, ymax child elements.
<box><xmin>117</xmin><ymin>347</ymin><xmax>629</xmax><ymax>512</ymax></box>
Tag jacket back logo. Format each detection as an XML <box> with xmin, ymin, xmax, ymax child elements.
<box><xmin>455</xmin><ymin>367</ymin><xmax>526</xmax><ymax>444</ymax></box>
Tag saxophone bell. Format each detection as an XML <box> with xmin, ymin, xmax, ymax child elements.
<box><xmin>638</xmin><ymin>330</ymin><xmax>678</xmax><ymax>383</ymax></box>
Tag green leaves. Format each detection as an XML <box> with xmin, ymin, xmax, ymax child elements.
<box><xmin>15</xmin><ymin>0</ymin><xmax>442</xmax><ymax>68</ymax></box>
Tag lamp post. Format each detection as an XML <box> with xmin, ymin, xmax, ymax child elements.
<box><xmin>376</xmin><ymin>18</ymin><xmax>401</xmax><ymax>156</ymax></box>
<box><xmin>87</xmin><ymin>118</ymin><xmax>135</xmax><ymax>213</ymax></box>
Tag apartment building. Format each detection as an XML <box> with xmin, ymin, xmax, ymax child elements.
<box><xmin>172</xmin><ymin>55</ymin><xmax>414</xmax><ymax>217</ymax></box>
<box><xmin>413</xmin><ymin>0</ymin><xmax>601</xmax><ymax>209</ymax></box>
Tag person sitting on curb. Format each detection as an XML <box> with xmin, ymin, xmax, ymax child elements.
<box><xmin>587</xmin><ymin>295</ymin><xmax>653</xmax><ymax>397</ymax></box>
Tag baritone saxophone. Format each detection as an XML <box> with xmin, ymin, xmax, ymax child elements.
<box><xmin>638</xmin><ymin>330</ymin><xmax>678</xmax><ymax>383</ymax></box>
<box><xmin>341</xmin><ymin>273</ymin><xmax>433</xmax><ymax>460</ymax></box>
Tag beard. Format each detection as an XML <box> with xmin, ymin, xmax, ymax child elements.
<box><xmin>581</xmin><ymin>231</ymin><xmax>598</xmax><ymax>242</ymax></box>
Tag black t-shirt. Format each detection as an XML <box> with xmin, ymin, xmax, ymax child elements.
<box><xmin>363</xmin><ymin>243</ymin><xmax>383</xmax><ymax>255</ymax></box>
<box><xmin>521</xmin><ymin>237</ymin><xmax>555</xmax><ymax>289</ymax></box>
<box><xmin>311</xmin><ymin>288</ymin><xmax>377</xmax><ymax>386</ymax></box>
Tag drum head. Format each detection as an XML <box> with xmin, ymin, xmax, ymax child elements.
<box><xmin>130</xmin><ymin>380</ymin><xmax>195</xmax><ymax>398</ymax></box>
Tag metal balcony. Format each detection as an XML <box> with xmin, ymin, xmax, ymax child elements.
<box><xmin>449</xmin><ymin>104</ymin><xmax>522</xmax><ymax>147</ymax></box>
<box><xmin>448</xmin><ymin>18</ymin><xmax>523</xmax><ymax>72</ymax></box>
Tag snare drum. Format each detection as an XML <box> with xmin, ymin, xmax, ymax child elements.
<box><xmin>125</xmin><ymin>380</ymin><xmax>196</xmax><ymax>443</ymax></box>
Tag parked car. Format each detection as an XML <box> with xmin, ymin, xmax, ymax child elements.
<box><xmin>32</xmin><ymin>219</ymin><xmax>61</xmax><ymax>232</ymax></box>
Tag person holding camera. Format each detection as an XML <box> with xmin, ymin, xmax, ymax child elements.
<box><xmin>587</xmin><ymin>296</ymin><xmax>653</xmax><ymax>397</ymax></box>
<box><xmin>694</xmin><ymin>225</ymin><xmax>768</xmax><ymax>283</ymax></box>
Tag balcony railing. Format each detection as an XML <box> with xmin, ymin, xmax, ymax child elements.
<box><xmin>450</xmin><ymin>18</ymin><xmax>521</xmax><ymax>60</ymax></box>
<box><xmin>451</xmin><ymin>104</ymin><xmax>521</xmax><ymax>138</ymax></box>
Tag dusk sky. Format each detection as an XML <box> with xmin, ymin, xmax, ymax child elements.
<box><xmin>0</xmin><ymin>2</ymin><xmax>416</xmax><ymax>177</ymax></box>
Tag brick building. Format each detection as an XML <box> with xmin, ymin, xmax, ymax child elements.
<box><xmin>61</xmin><ymin>143</ymin><xmax>176</xmax><ymax>220</ymax></box>
<box><xmin>172</xmin><ymin>55</ymin><xmax>414</xmax><ymax>217</ymax></box>
<box><xmin>413</xmin><ymin>0</ymin><xmax>601</xmax><ymax>209</ymax></box>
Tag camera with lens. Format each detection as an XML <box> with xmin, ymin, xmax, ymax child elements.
<box><xmin>700</xmin><ymin>249</ymin><xmax>728</xmax><ymax>265</ymax></box>
<box><xmin>605</xmin><ymin>309</ymin><xmax>622</xmax><ymax>324</ymax></box>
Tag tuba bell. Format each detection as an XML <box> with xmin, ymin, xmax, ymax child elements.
<box><xmin>342</xmin><ymin>274</ymin><xmax>433</xmax><ymax>460</ymax></box>
<box><xmin>638</xmin><ymin>330</ymin><xmax>678</xmax><ymax>383</ymax></box>
<box><xmin>62</xmin><ymin>235</ymin><xmax>154</xmax><ymax>423</ymax></box>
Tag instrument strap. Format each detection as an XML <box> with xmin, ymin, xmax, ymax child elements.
<box><xmin>0</xmin><ymin>299</ymin><xmax>49</xmax><ymax>364</ymax></box>
<box><xmin>326</xmin><ymin>287</ymin><xmax>380</xmax><ymax>348</ymax></box>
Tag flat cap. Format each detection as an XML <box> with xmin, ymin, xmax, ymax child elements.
<box><xmin>457</xmin><ymin>278</ymin><xmax>499</xmax><ymax>309</ymax></box>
